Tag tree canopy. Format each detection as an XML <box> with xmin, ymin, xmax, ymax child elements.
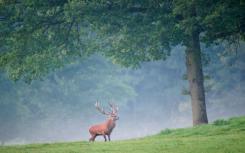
<box><xmin>0</xmin><ymin>0</ymin><xmax>244</xmax><ymax>81</ymax></box>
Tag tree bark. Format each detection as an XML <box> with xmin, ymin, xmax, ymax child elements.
<box><xmin>185</xmin><ymin>31</ymin><xmax>208</xmax><ymax>126</ymax></box>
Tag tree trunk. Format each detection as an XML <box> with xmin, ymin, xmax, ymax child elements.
<box><xmin>185</xmin><ymin>31</ymin><xmax>208</xmax><ymax>126</ymax></box>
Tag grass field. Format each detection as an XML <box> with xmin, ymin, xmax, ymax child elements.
<box><xmin>0</xmin><ymin>116</ymin><xmax>245</xmax><ymax>153</ymax></box>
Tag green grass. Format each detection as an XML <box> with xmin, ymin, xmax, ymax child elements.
<box><xmin>1</xmin><ymin>116</ymin><xmax>245</xmax><ymax>153</ymax></box>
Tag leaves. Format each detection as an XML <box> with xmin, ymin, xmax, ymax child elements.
<box><xmin>0</xmin><ymin>0</ymin><xmax>244</xmax><ymax>81</ymax></box>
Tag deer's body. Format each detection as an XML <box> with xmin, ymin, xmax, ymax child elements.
<box><xmin>89</xmin><ymin>118</ymin><xmax>116</xmax><ymax>141</ymax></box>
<box><xmin>89</xmin><ymin>102</ymin><xmax>119</xmax><ymax>142</ymax></box>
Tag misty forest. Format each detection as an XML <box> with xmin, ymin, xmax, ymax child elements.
<box><xmin>0</xmin><ymin>1</ymin><xmax>245</xmax><ymax>153</ymax></box>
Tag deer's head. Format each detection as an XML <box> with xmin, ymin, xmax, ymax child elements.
<box><xmin>95</xmin><ymin>101</ymin><xmax>119</xmax><ymax>121</ymax></box>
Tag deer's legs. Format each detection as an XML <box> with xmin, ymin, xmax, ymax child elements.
<box><xmin>89</xmin><ymin>134</ymin><xmax>96</xmax><ymax>142</ymax></box>
<box><xmin>103</xmin><ymin>134</ymin><xmax>107</xmax><ymax>142</ymax></box>
<box><xmin>108</xmin><ymin>134</ymin><xmax>111</xmax><ymax>141</ymax></box>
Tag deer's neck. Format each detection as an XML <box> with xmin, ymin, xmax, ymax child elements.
<box><xmin>106</xmin><ymin>118</ymin><xmax>116</xmax><ymax>130</ymax></box>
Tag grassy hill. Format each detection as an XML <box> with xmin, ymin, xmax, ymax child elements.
<box><xmin>0</xmin><ymin>116</ymin><xmax>245</xmax><ymax>153</ymax></box>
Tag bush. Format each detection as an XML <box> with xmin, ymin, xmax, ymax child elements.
<box><xmin>160</xmin><ymin>128</ymin><xmax>172</xmax><ymax>135</ymax></box>
<box><xmin>213</xmin><ymin>119</ymin><xmax>229</xmax><ymax>126</ymax></box>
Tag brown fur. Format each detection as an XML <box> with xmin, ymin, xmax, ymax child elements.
<box><xmin>89</xmin><ymin>117</ymin><xmax>117</xmax><ymax>142</ymax></box>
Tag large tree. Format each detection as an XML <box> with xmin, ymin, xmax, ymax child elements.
<box><xmin>0</xmin><ymin>0</ymin><xmax>244</xmax><ymax>125</ymax></box>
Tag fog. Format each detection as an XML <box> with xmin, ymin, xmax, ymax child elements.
<box><xmin>0</xmin><ymin>45</ymin><xmax>245</xmax><ymax>145</ymax></box>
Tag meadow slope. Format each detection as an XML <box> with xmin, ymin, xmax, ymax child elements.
<box><xmin>0</xmin><ymin>116</ymin><xmax>245</xmax><ymax>153</ymax></box>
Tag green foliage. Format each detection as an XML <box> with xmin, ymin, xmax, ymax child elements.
<box><xmin>213</xmin><ymin>119</ymin><xmax>229</xmax><ymax>126</ymax></box>
<box><xmin>0</xmin><ymin>0</ymin><xmax>99</xmax><ymax>81</ymax></box>
<box><xmin>160</xmin><ymin>128</ymin><xmax>172</xmax><ymax>135</ymax></box>
<box><xmin>0</xmin><ymin>0</ymin><xmax>244</xmax><ymax>81</ymax></box>
<box><xmin>181</xmin><ymin>87</ymin><xmax>190</xmax><ymax>95</ymax></box>
<box><xmin>0</xmin><ymin>116</ymin><xmax>244</xmax><ymax>153</ymax></box>
<box><xmin>205</xmin><ymin>43</ymin><xmax>245</xmax><ymax>91</ymax></box>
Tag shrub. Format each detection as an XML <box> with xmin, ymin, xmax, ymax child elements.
<box><xmin>213</xmin><ymin>119</ymin><xmax>229</xmax><ymax>126</ymax></box>
<box><xmin>160</xmin><ymin>128</ymin><xmax>172</xmax><ymax>135</ymax></box>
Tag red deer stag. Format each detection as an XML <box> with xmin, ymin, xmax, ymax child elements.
<box><xmin>89</xmin><ymin>101</ymin><xmax>119</xmax><ymax>142</ymax></box>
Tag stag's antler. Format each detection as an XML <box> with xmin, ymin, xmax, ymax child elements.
<box><xmin>95</xmin><ymin>101</ymin><xmax>110</xmax><ymax>115</ymax></box>
<box><xmin>109</xmin><ymin>102</ymin><xmax>118</xmax><ymax>114</ymax></box>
